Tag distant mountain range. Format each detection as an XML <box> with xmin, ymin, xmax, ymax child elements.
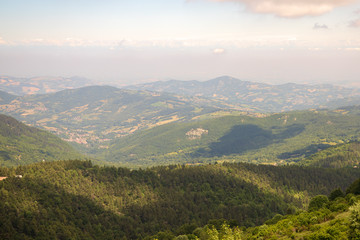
<box><xmin>2</xmin><ymin>75</ymin><xmax>360</xmax><ymax>112</ymax></box>
<box><xmin>0</xmin><ymin>75</ymin><xmax>93</xmax><ymax>95</ymax></box>
<box><xmin>125</xmin><ymin>76</ymin><xmax>360</xmax><ymax>112</ymax></box>
<box><xmin>1</xmin><ymin>75</ymin><xmax>360</xmax><ymax>167</ymax></box>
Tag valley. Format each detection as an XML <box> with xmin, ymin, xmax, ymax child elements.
<box><xmin>1</xmin><ymin>76</ymin><xmax>360</xmax><ymax>168</ymax></box>
<box><xmin>0</xmin><ymin>85</ymin><xmax>240</xmax><ymax>150</ymax></box>
<box><xmin>1</xmin><ymin>75</ymin><xmax>360</xmax><ymax>239</ymax></box>
<box><xmin>2</xmin><ymin>0</ymin><xmax>360</xmax><ymax>238</ymax></box>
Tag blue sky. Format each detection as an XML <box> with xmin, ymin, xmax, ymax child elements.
<box><xmin>0</xmin><ymin>0</ymin><xmax>359</xmax><ymax>86</ymax></box>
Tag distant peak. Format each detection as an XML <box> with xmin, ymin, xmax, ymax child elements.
<box><xmin>210</xmin><ymin>76</ymin><xmax>239</xmax><ymax>81</ymax></box>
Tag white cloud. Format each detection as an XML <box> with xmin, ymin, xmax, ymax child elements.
<box><xmin>0</xmin><ymin>35</ymin><xmax>352</xmax><ymax>50</ymax></box>
<box><xmin>313</xmin><ymin>23</ymin><xmax>328</xmax><ymax>29</ymax></box>
<box><xmin>208</xmin><ymin>0</ymin><xmax>356</xmax><ymax>18</ymax></box>
<box><xmin>213</xmin><ymin>48</ymin><xmax>225</xmax><ymax>54</ymax></box>
<box><xmin>0</xmin><ymin>36</ymin><xmax>305</xmax><ymax>49</ymax></box>
<box><xmin>308</xmin><ymin>47</ymin><xmax>321</xmax><ymax>51</ymax></box>
<box><xmin>0</xmin><ymin>37</ymin><xmax>7</xmax><ymax>45</ymax></box>
<box><xmin>15</xmin><ymin>38</ymin><xmax>106</xmax><ymax>47</ymax></box>
<box><xmin>348</xmin><ymin>8</ymin><xmax>360</xmax><ymax>28</ymax></box>
<box><xmin>349</xmin><ymin>18</ymin><xmax>360</xmax><ymax>27</ymax></box>
<box><xmin>344</xmin><ymin>47</ymin><xmax>360</xmax><ymax>51</ymax></box>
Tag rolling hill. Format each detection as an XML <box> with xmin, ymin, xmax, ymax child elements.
<box><xmin>125</xmin><ymin>76</ymin><xmax>360</xmax><ymax>112</ymax></box>
<box><xmin>1</xmin><ymin>77</ymin><xmax>360</xmax><ymax>168</ymax></box>
<box><xmin>102</xmin><ymin>108</ymin><xmax>360</xmax><ymax>167</ymax></box>
<box><xmin>0</xmin><ymin>114</ymin><xmax>82</xmax><ymax>167</ymax></box>
<box><xmin>0</xmin><ymin>86</ymin><xmax>240</xmax><ymax>150</ymax></box>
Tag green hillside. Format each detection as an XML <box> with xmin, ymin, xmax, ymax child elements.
<box><xmin>302</xmin><ymin>141</ymin><xmax>360</xmax><ymax>168</ymax></box>
<box><xmin>0</xmin><ymin>114</ymin><xmax>82</xmax><ymax>167</ymax></box>
<box><xmin>103</xmin><ymin>109</ymin><xmax>360</xmax><ymax>167</ymax></box>
<box><xmin>0</xmin><ymin>160</ymin><xmax>359</xmax><ymax>239</ymax></box>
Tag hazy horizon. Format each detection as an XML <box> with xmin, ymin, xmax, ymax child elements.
<box><xmin>2</xmin><ymin>73</ymin><xmax>360</xmax><ymax>90</ymax></box>
<box><xmin>1</xmin><ymin>0</ymin><xmax>359</xmax><ymax>87</ymax></box>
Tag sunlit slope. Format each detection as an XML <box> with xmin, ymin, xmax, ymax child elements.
<box><xmin>301</xmin><ymin>141</ymin><xmax>360</xmax><ymax>168</ymax></box>
<box><xmin>0</xmin><ymin>114</ymin><xmax>83</xmax><ymax>167</ymax></box>
<box><xmin>104</xmin><ymin>109</ymin><xmax>360</xmax><ymax>167</ymax></box>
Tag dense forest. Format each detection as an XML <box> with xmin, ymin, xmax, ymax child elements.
<box><xmin>0</xmin><ymin>160</ymin><xmax>359</xmax><ymax>239</ymax></box>
<box><xmin>167</xmin><ymin>182</ymin><xmax>360</xmax><ymax>240</ymax></box>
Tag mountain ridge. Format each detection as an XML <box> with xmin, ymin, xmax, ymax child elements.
<box><xmin>125</xmin><ymin>76</ymin><xmax>360</xmax><ymax>112</ymax></box>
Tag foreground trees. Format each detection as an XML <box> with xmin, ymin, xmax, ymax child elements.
<box><xmin>0</xmin><ymin>160</ymin><xmax>359</xmax><ymax>239</ymax></box>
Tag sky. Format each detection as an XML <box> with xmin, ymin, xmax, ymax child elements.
<box><xmin>0</xmin><ymin>0</ymin><xmax>359</xmax><ymax>86</ymax></box>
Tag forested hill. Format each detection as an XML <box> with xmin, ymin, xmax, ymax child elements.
<box><xmin>103</xmin><ymin>108</ymin><xmax>360</xmax><ymax>167</ymax></box>
<box><xmin>169</xmin><ymin>178</ymin><xmax>360</xmax><ymax>240</ymax></box>
<box><xmin>0</xmin><ymin>114</ymin><xmax>83</xmax><ymax>167</ymax></box>
<box><xmin>125</xmin><ymin>76</ymin><xmax>360</xmax><ymax>112</ymax></box>
<box><xmin>0</xmin><ymin>160</ymin><xmax>359</xmax><ymax>239</ymax></box>
<box><xmin>302</xmin><ymin>141</ymin><xmax>360</xmax><ymax>168</ymax></box>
